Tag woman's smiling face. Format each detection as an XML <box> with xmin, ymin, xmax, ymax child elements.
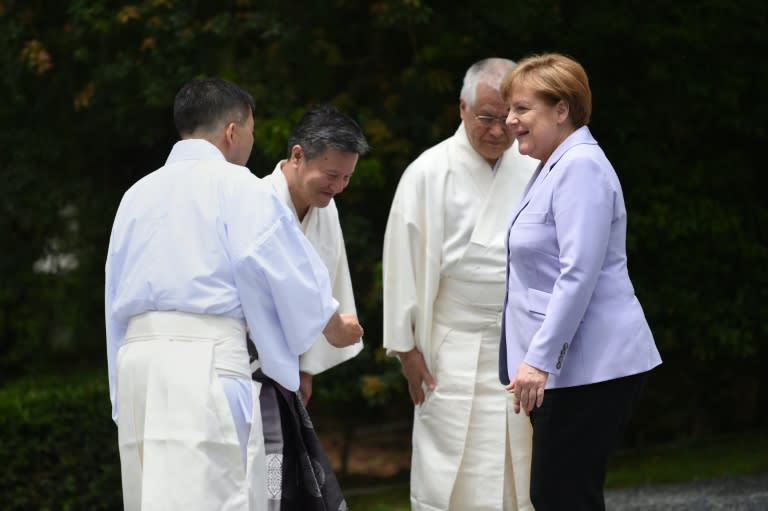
<box><xmin>505</xmin><ymin>84</ymin><xmax>570</xmax><ymax>163</ymax></box>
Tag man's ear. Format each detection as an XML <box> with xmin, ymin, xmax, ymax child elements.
<box><xmin>459</xmin><ymin>98</ymin><xmax>471</xmax><ymax>124</ymax></box>
<box><xmin>224</xmin><ymin>121</ymin><xmax>237</xmax><ymax>146</ymax></box>
<box><xmin>290</xmin><ymin>144</ymin><xmax>304</xmax><ymax>164</ymax></box>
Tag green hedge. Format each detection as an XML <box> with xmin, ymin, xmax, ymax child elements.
<box><xmin>0</xmin><ymin>374</ymin><xmax>122</xmax><ymax>510</ymax></box>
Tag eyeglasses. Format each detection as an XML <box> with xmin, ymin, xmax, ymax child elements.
<box><xmin>473</xmin><ymin>114</ymin><xmax>508</xmax><ymax>127</ymax></box>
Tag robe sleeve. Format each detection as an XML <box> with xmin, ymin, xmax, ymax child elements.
<box><xmin>228</xmin><ymin>186</ymin><xmax>339</xmax><ymax>390</ymax></box>
<box><xmin>299</xmin><ymin>211</ymin><xmax>363</xmax><ymax>374</ymax></box>
<box><xmin>104</xmin><ymin>192</ymin><xmax>131</xmax><ymax>424</ymax></box>
<box><xmin>105</xmin><ymin>243</ymin><xmax>127</xmax><ymax>424</ymax></box>
<box><xmin>382</xmin><ymin>157</ymin><xmax>442</xmax><ymax>357</ymax></box>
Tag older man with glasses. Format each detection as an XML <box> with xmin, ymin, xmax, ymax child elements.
<box><xmin>383</xmin><ymin>58</ymin><xmax>539</xmax><ymax>511</ymax></box>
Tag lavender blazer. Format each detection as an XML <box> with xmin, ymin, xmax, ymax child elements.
<box><xmin>499</xmin><ymin>126</ymin><xmax>662</xmax><ymax>389</ymax></box>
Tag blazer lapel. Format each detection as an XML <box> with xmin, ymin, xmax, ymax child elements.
<box><xmin>505</xmin><ymin>126</ymin><xmax>598</xmax><ymax>228</ymax></box>
<box><xmin>505</xmin><ymin>161</ymin><xmax>547</xmax><ymax>228</ymax></box>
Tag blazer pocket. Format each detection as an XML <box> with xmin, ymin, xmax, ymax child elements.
<box><xmin>527</xmin><ymin>287</ymin><xmax>552</xmax><ymax>316</ymax></box>
<box><xmin>517</xmin><ymin>212</ymin><xmax>549</xmax><ymax>224</ymax></box>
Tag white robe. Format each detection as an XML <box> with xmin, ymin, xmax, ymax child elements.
<box><xmin>383</xmin><ymin>124</ymin><xmax>538</xmax><ymax>510</ymax></box>
<box><xmin>263</xmin><ymin>163</ymin><xmax>363</xmax><ymax>373</ymax></box>
<box><xmin>106</xmin><ymin>140</ymin><xmax>339</xmax><ymax>511</ymax></box>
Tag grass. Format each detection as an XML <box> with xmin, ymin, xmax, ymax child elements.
<box><xmin>606</xmin><ymin>429</ymin><xmax>768</xmax><ymax>488</ymax></box>
<box><xmin>346</xmin><ymin>485</ymin><xmax>410</xmax><ymax>511</ymax></box>
<box><xmin>342</xmin><ymin>429</ymin><xmax>768</xmax><ymax>511</ymax></box>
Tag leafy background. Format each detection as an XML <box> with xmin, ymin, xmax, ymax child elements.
<box><xmin>1</xmin><ymin>0</ymin><xmax>766</xmax><ymax>507</ymax></box>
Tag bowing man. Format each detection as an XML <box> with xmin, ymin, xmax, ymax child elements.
<box><xmin>254</xmin><ymin>103</ymin><xmax>369</xmax><ymax>510</ymax></box>
<box><xmin>105</xmin><ymin>78</ymin><xmax>362</xmax><ymax>511</ymax></box>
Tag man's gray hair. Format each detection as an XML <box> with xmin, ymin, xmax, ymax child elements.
<box><xmin>459</xmin><ymin>58</ymin><xmax>517</xmax><ymax>108</ymax></box>
<box><xmin>286</xmin><ymin>104</ymin><xmax>369</xmax><ymax>161</ymax></box>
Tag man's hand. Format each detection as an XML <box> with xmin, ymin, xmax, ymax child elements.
<box><xmin>505</xmin><ymin>362</ymin><xmax>548</xmax><ymax>415</ymax></box>
<box><xmin>397</xmin><ymin>348</ymin><xmax>436</xmax><ymax>406</ymax></box>
<box><xmin>299</xmin><ymin>371</ymin><xmax>313</xmax><ymax>405</ymax></box>
<box><xmin>323</xmin><ymin>312</ymin><xmax>363</xmax><ymax>348</ymax></box>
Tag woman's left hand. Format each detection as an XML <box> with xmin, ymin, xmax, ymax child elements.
<box><xmin>505</xmin><ymin>362</ymin><xmax>548</xmax><ymax>415</ymax></box>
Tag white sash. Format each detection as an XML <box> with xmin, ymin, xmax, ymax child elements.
<box><xmin>117</xmin><ymin>311</ymin><xmax>265</xmax><ymax>511</ymax></box>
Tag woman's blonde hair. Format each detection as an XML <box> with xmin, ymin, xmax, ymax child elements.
<box><xmin>501</xmin><ymin>53</ymin><xmax>592</xmax><ymax>127</ymax></box>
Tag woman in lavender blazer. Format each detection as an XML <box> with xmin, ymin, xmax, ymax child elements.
<box><xmin>498</xmin><ymin>53</ymin><xmax>662</xmax><ymax>511</ymax></box>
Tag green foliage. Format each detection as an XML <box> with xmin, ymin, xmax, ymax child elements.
<box><xmin>1</xmin><ymin>0</ymin><xmax>766</xmax><ymax>444</ymax></box>
<box><xmin>0</xmin><ymin>374</ymin><xmax>121</xmax><ymax>510</ymax></box>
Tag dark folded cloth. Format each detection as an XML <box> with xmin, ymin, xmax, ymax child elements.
<box><xmin>252</xmin><ymin>366</ymin><xmax>347</xmax><ymax>511</ymax></box>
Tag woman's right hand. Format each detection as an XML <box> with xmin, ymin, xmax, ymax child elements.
<box><xmin>506</xmin><ymin>362</ymin><xmax>548</xmax><ymax>415</ymax></box>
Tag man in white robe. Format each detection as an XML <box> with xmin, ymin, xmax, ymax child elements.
<box><xmin>382</xmin><ymin>59</ymin><xmax>539</xmax><ymax>510</ymax></box>
<box><xmin>255</xmin><ymin>104</ymin><xmax>369</xmax><ymax>509</ymax></box>
<box><xmin>105</xmin><ymin>78</ymin><xmax>362</xmax><ymax>511</ymax></box>
<box><xmin>263</xmin><ymin>103</ymin><xmax>369</xmax><ymax>402</ymax></box>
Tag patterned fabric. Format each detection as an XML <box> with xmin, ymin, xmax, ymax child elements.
<box><xmin>251</xmin><ymin>342</ymin><xmax>346</xmax><ymax>511</ymax></box>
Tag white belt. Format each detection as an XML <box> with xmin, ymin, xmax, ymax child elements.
<box><xmin>434</xmin><ymin>277</ymin><xmax>505</xmax><ymax>329</ymax></box>
<box><xmin>125</xmin><ymin>311</ymin><xmax>250</xmax><ymax>379</ymax></box>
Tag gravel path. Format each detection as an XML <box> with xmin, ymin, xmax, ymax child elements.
<box><xmin>605</xmin><ymin>472</ymin><xmax>768</xmax><ymax>510</ymax></box>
